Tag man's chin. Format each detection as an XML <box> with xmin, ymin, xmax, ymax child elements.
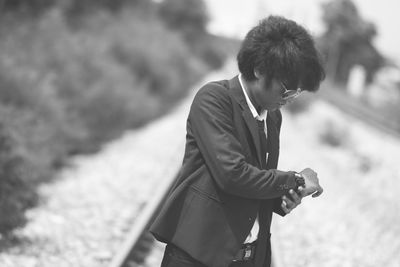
<box><xmin>265</xmin><ymin>103</ymin><xmax>283</xmax><ymax>111</ymax></box>
<box><xmin>266</xmin><ymin>107</ymin><xmax>280</xmax><ymax>111</ymax></box>
<box><xmin>274</xmin><ymin>103</ymin><xmax>284</xmax><ymax>110</ymax></box>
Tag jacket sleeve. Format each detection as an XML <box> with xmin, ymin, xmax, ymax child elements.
<box><xmin>271</xmin><ymin>110</ymin><xmax>288</xmax><ymax>216</ymax></box>
<box><xmin>188</xmin><ymin>83</ymin><xmax>297</xmax><ymax>200</ymax></box>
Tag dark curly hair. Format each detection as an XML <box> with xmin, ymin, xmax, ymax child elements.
<box><xmin>237</xmin><ymin>15</ymin><xmax>325</xmax><ymax>92</ymax></box>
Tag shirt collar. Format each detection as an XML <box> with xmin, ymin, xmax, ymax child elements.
<box><xmin>238</xmin><ymin>74</ymin><xmax>268</xmax><ymax>121</ymax></box>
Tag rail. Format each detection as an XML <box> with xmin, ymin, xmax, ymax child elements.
<box><xmin>108</xmin><ymin>79</ymin><xmax>398</xmax><ymax>267</ymax></box>
<box><xmin>107</xmin><ymin>169</ymin><xmax>285</xmax><ymax>267</ymax></box>
<box><xmin>319</xmin><ymin>83</ymin><xmax>400</xmax><ymax>139</ymax></box>
<box><xmin>108</xmin><ymin>172</ymin><xmax>177</xmax><ymax>267</ymax></box>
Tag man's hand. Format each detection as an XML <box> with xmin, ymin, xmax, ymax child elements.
<box><xmin>281</xmin><ymin>187</ymin><xmax>303</xmax><ymax>214</ymax></box>
<box><xmin>299</xmin><ymin>168</ymin><xmax>323</xmax><ymax>198</ymax></box>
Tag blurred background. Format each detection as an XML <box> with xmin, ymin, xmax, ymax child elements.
<box><xmin>0</xmin><ymin>0</ymin><xmax>399</xmax><ymax>266</ymax></box>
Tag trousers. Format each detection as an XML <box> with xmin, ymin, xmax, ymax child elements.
<box><xmin>160</xmin><ymin>244</ymin><xmax>259</xmax><ymax>267</ymax></box>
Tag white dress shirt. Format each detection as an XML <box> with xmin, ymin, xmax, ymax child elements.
<box><xmin>238</xmin><ymin>74</ymin><xmax>268</xmax><ymax>244</ymax></box>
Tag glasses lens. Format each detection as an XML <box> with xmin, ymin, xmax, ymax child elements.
<box><xmin>282</xmin><ymin>89</ymin><xmax>301</xmax><ymax>100</ymax></box>
<box><xmin>283</xmin><ymin>90</ymin><xmax>298</xmax><ymax>98</ymax></box>
<box><xmin>280</xmin><ymin>82</ymin><xmax>302</xmax><ymax>100</ymax></box>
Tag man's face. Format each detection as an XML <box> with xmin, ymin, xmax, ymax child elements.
<box><xmin>252</xmin><ymin>75</ymin><xmax>289</xmax><ymax>111</ymax></box>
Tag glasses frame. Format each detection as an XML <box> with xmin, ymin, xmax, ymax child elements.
<box><xmin>280</xmin><ymin>82</ymin><xmax>302</xmax><ymax>100</ymax></box>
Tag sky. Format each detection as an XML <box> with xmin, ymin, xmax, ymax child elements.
<box><xmin>204</xmin><ymin>0</ymin><xmax>400</xmax><ymax>63</ymax></box>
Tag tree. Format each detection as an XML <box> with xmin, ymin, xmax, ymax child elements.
<box><xmin>0</xmin><ymin>0</ymin><xmax>54</xmax><ymax>15</ymax></box>
<box><xmin>319</xmin><ymin>0</ymin><xmax>385</xmax><ymax>85</ymax></box>
<box><xmin>0</xmin><ymin>124</ymin><xmax>38</xmax><ymax>236</ymax></box>
<box><xmin>159</xmin><ymin>0</ymin><xmax>209</xmax><ymax>40</ymax></box>
<box><xmin>0</xmin><ymin>0</ymin><xmax>148</xmax><ymax>17</ymax></box>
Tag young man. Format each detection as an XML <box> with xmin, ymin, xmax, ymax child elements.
<box><xmin>150</xmin><ymin>15</ymin><xmax>325</xmax><ymax>267</ymax></box>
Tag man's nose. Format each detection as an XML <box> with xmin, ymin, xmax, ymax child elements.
<box><xmin>282</xmin><ymin>97</ymin><xmax>295</xmax><ymax>104</ymax></box>
<box><xmin>280</xmin><ymin>99</ymin><xmax>288</xmax><ymax>105</ymax></box>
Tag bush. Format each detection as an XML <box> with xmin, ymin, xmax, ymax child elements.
<box><xmin>0</xmin><ymin>125</ymin><xmax>38</xmax><ymax>236</ymax></box>
<box><xmin>0</xmin><ymin>6</ymin><xmax>213</xmax><ymax>235</ymax></box>
<box><xmin>0</xmin><ymin>8</ymin><xmax>205</xmax><ymax>149</ymax></box>
<box><xmin>159</xmin><ymin>0</ymin><xmax>208</xmax><ymax>35</ymax></box>
<box><xmin>53</xmin><ymin>9</ymin><xmax>205</xmax><ymax>143</ymax></box>
<box><xmin>186</xmin><ymin>34</ymin><xmax>230</xmax><ymax>70</ymax></box>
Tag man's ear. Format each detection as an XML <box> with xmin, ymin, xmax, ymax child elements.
<box><xmin>254</xmin><ymin>69</ymin><xmax>261</xmax><ymax>79</ymax></box>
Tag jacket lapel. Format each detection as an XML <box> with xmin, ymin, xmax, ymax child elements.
<box><xmin>228</xmin><ymin>76</ymin><xmax>264</xmax><ymax>167</ymax></box>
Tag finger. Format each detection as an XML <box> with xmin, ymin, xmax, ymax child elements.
<box><xmin>281</xmin><ymin>201</ymin><xmax>291</xmax><ymax>214</ymax></box>
<box><xmin>312</xmin><ymin>191</ymin><xmax>321</xmax><ymax>198</ymax></box>
<box><xmin>312</xmin><ymin>186</ymin><xmax>324</xmax><ymax>198</ymax></box>
<box><xmin>298</xmin><ymin>187</ymin><xmax>307</xmax><ymax>198</ymax></box>
<box><xmin>288</xmin><ymin>190</ymin><xmax>301</xmax><ymax>205</ymax></box>
<box><xmin>282</xmin><ymin>195</ymin><xmax>295</xmax><ymax>209</ymax></box>
<box><xmin>289</xmin><ymin>189</ymin><xmax>302</xmax><ymax>204</ymax></box>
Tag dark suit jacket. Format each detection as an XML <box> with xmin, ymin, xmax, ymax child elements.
<box><xmin>150</xmin><ymin>76</ymin><xmax>298</xmax><ymax>267</ymax></box>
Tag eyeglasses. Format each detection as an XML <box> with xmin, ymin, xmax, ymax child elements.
<box><xmin>280</xmin><ymin>82</ymin><xmax>302</xmax><ymax>100</ymax></box>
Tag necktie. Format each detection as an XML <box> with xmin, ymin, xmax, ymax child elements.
<box><xmin>266</xmin><ymin>113</ymin><xmax>279</xmax><ymax>170</ymax></box>
<box><xmin>255</xmin><ymin>118</ymin><xmax>272</xmax><ymax>266</ymax></box>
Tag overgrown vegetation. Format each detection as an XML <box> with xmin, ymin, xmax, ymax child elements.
<box><xmin>0</xmin><ymin>0</ymin><xmax>237</xmax><ymax>236</ymax></box>
<box><xmin>0</xmin><ymin>126</ymin><xmax>38</xmax><ymax>236</ymax></box>
<box><xmin>318</xmin><ymin>0</ymin><xmax>385</xmax><ymax>85</ymax></box>
<box><xmin>316</xmin><ymin>0</ymin><xmax>400</xmax><ymax>133</ymax></box>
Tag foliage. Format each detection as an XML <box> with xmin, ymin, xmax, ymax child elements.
<box><xmin>159</xmin><ymin>0</ymin><xmax>209</xmax><ymax>37</ymax></box>
<box><xmin>318</xmin><ymin>0</ymin><xmax>385</xmax><ymax>85</ymax></box>
<box><xmin>0</xmin><ymin>0</ymin><xmax>53</xmax><ymax>14</ymax></box>
<box><xmin>185</xmin><ymin>33</ymin><xmax>229</xmax><ymax>70</ymax></box>
<box><xmin>158</xmin><ymin>0</ymin><xmax>231</xmax><ymax>70</ymax></box>
<box><xmin>0</xmin><ymin>124</ymin><xmax>38</xmax><ymax>236</ymax></box>
<box><xmin>0</xmin><ymin>0</ymin><xmax>147</xmax><ymax>15</ymax></box>
<box><xmin>0</xmin><ymin>0</ymin><xmax>229</xmax><ymax>235</ymax></box>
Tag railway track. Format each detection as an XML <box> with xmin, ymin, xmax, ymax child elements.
<box><xmin>318</xmin><ymin>83</ymin><xmax>400</xmax><ymax>139</ymax></box>
<box><xmin>108</xmin><ymin>171</ymin><xmax>177</xmax><ymax>267</ymax></box>
<box><xmin>107</xmin><ymin>171</ymin><xmax>283</xmax><ymax>267</ymax></box>
<box><xmin>106</xmin><ymin>82</ymin><xmax>400</xmax><ymax>267</ymax></box>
